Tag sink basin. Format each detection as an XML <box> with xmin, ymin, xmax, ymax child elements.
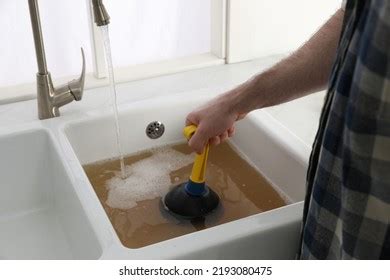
<box><xmin>63</xmin><ymin>95</ymin><xmax>308</xmax><ymax>259</ymax></box>
<box><xmin>0</xmin><ymin>128</ymin><xmax>102</xmax><ymax>259</ymax></box>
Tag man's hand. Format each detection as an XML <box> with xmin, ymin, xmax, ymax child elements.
<box><xmin>186</xmin><ymin>93</ymin><xmax>246</xmax><ymax>154</ymax></box>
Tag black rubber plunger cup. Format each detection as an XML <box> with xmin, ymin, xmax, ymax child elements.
<box><xmin>164</xmin><ymin>125</ymin><xmax>220</xmax><ymax>219</ymax></box>
<box><xmin>164</xmin><ymin>180</ymin><xmax>219</xmax><ymax>219</ymax></box>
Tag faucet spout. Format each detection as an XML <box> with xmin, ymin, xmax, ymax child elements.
<box><xmin>28</xmin><ymin>0</ymin><xmax>48</xmax><ymax>75</ymax></box>
<box><xmin>92</xmin><ymin>0</ymin><xmax>110</xmax><ymax>26</ymax></box>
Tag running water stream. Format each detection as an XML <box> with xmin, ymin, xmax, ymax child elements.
<box><xmin>100</xmin><ymin>26</ymin><xmax>126</xmax><ymax>179</ymax></box>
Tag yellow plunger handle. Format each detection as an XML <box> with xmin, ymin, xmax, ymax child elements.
<box><xmin>183</xmin><ymin>125</ymin><xmax>209</xmax><ymax>184</ymax></box>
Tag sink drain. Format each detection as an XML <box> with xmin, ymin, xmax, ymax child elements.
<box><xmin>146</xmin><ymin>121</ymin><xmax>165</xmax><ymax>139</ymax></box>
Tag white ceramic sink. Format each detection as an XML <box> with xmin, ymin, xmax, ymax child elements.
<box><xmin>0</xmin><ymin>56</ymin><xmax>320</xmax><ymax>259</ymax></box>
<box><xmin>63</xmin><ymin>95</ymin><xmax>308</xmax><ymax>259</ymax></box>
<box><xmin>0</xmin><ymin>128</ymin><xmax>102</xmax><ymax>259</ymax></box>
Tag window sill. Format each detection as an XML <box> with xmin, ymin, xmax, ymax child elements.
<box><xmin>0</xmin><ymin>53</ymin><xmax>225</xmax><ymax>105</ymax></box>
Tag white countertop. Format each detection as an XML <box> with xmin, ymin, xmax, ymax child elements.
<box><xmin>0</xmin><ymin>54</ymin><xmax>324</xmax><ymax>147</ymax></box>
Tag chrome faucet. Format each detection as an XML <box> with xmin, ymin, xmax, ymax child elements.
<box><xmin>28</xmin><ymin>0</ymin><xmax>110</xmax><ymax>120</ymax></box>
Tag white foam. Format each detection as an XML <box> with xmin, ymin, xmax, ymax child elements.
<box><xmin>106</xmin><ymin>147</ymin><xmax>194</xmax><ymax>210</ymax></box>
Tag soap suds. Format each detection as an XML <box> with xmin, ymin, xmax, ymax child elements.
<box><xmin>106</xmin><ymin>147</ymin><xmax>193</xmax><ymax>210</ymax></box>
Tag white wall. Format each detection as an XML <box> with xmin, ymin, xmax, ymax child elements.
<box><xmin>0</xmin><ymin>0</ymin><xmax>92</xmax><ymax>88</ymax></box>
<box><xmin>0</xmin><ymin>0</ymin><xmax>211</xmax><ymax>89</ymax></box>
<box><xmin>105</xmin><ymin>0</ymin><xmax>211</xmax><ymax>68</ymax></box>
<box><xmin>1</xmin><ymin>0</ymin><xmax>342</xmax><ymax>91</ymax></box>
<box><xmin>227</xmin><ymin>0</ymin><xmax>342</xmax><ymax>63</ymax></box>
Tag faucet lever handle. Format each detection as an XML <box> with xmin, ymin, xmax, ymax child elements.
<box><xmin>68</xmin><ymin>48</ymin><xmax>86</xmax><ymax>101</ymax></box>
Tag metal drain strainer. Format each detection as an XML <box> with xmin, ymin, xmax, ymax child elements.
<box><xmin>145</xmin><ymin>121</ymin><xmax>165</xmax><ymax>139</ymax></box>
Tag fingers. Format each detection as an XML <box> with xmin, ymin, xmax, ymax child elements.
<box><xmin>228</xmin><ymin>126</ymin><xmax>235</xmax><ymax>137</ymax></box>
<box><xmin>209</xmin><ymin>136</ymin><xmax>221</xmax><ymax>146</ymax></box>
<box><xmin>188</xmin><ymin>126</ymin><xmax>235</xmax><ymax>154</ymax></box>
<box><xmin>219</xmin><ymin>131</ymin><xmax>229</xmax><ymax>142</ymax></box>
<box><xmin>185</xmin><ymin>104</ymin><xmax>238</xmax><ymax>153</ymax></box>
<box><xmin>209</xmin><ymin>130</ymin><xmax>229</xmax><ymax>147</ymax></box>
<box><xmin>188</xmin><ymin>127</ymin><xmax>208</xmax><ymax>154</ymax></box>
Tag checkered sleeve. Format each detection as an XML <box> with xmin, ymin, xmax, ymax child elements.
<box><xmin>345</xmin><ymin>0</ymin><xmax>390</xmax><ymax>258</ymax></box>
<box><xmin>299</xmin><ymin>0</ymin><xmax>390</xmax><ymax>259</ymax></box>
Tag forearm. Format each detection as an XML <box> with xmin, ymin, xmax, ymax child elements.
<box><xmin>227</xmin><ymin>8</ymin><xmax>345</xmax><ymax>114</ymax></box>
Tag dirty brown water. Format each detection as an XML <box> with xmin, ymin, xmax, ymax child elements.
<box><xmin>83</xmin><ymin>142</ymin><xmax>288</xmax><ymax>248</ymax></box>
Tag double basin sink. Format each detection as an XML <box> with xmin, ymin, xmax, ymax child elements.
<box><xmin>0</xmin><ymin>94</ymin><xmax>309</xmax><ymax>259</ymax></box>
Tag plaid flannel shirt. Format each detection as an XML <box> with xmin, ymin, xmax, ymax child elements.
<box><xmin>298</xmin><ymin>0</ymin><xmax>390</xmax><ymax>259</ymax></box>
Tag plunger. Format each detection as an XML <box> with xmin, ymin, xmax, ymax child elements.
<box><xmin>164</xmin><ymin>125</ymin><xmax>220</xmax><ymax>219</ymax></box>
